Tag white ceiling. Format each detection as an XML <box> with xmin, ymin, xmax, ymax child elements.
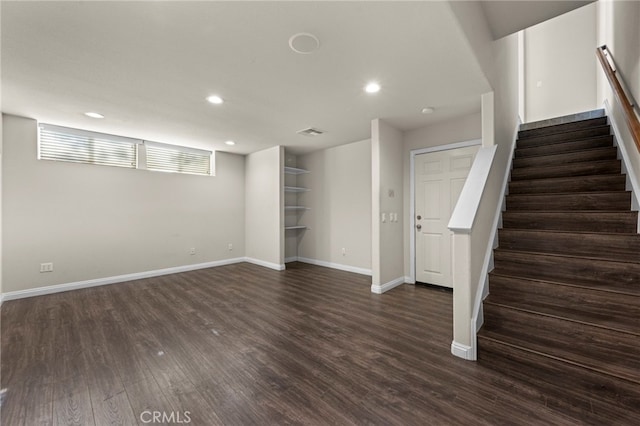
<box><xmin>480</xmin><ymin>0</ymin><xmax>595</xmax><ymax>40</ymax></box>
<box><xmin>2</xmin><ymin>1</ymin><xmax>594</xmax><ymax>156</ymax></box>
<box><xmin>2</xmin><ymin>1</ymin><xmax>492</xmax><ymax>155</ymax></box>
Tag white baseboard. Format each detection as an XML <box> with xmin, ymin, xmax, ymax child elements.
<box><xmin>296</xmin><ymin>257</ymin><xmax>372</xmax><ymax>276</ymax></box>
<box><xmin>284</xmin><ymin>256</ymin><xmax>298</xmax><ymax>263</ymax></box>
<box><xmin>0</xmin><ymin>256</ymin><xmax>368</xmax><ymax>302</ymax></box>
<box><xmin>371</xmin><ymin>276</ymin><xmax>405</xmax><ymax>294</ymax></box>
<box><xmin>1</xmin><ymin>257</ymin><xmax>246</xmax><ymax>302</ymax></box>
<box><xmin>451</xmin><ymin>341</ymin><xmax>475</xmax><ymax>360</ymax></box>
<box><xmin>244</xmin><ymin>257</ymin><xmax>285</xmax><ymax>271</ymax></box>
<box><xmin>404</xmin><ymin>276</ymin><xmax>415</xmax><ymax>284</ymax></box>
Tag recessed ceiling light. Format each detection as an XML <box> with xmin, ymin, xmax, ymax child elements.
<box><xmin>225</xmin><ymin>140</ymin><xmax>236</xmax><ymax>146</ymax></box>
<box><xmin>206</xmin><ymin>95</ymin><xmax>224</xmax><ymax>104</ymax></box>
<box><xmin>365</xmin><ymin>82</ymin><xmax>381</xmax><ymax>94</ymax></box>
<box><xmin>84</xmin><ymin>112</ymin><xmax>104</xmax><ymax>119</ymax></box>
<box><xmin>289</xmin><ymin>33</ymin><xmax>320</xmax><ymax>54</ymax></box>
<box><xmin>421</xmin><ymin>107</ymin><xmax>435</xmax><ymax>114</ymax></box>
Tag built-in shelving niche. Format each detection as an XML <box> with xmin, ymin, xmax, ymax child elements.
<box><xmin>284</xmin><ymin>155</ymin><xmax>310</xmax><ymax>262</ymax></box>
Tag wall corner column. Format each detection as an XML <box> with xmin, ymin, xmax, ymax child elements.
<box><xmin>450</xmin><ymin>231</ymin><xmax>474</xmax><ymax>359</ymax></box>
<box><xmin>482</xmin><ymin>91</ymin><xmax>495</xmax><ymax>147</ymax></box>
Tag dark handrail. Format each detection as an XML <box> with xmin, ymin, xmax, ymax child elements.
<box><xmin>596</xmin><ymin>45</ymin><xmax>640</xmax><ymax>153</ymax></box>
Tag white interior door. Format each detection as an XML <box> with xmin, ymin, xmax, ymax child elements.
<box><xmin>415</xmin><ymin>145</ymin><xmax>479</xmax><ymax>288</ymax></box>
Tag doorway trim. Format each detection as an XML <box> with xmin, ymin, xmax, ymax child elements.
<box><xmin>409</xmin><ymin>139</ymin><xmax>482</xmax><ymax>284</ymax></box>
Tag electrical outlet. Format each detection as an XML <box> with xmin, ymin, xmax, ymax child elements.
<box><xmin>228</xmin><ymin>243</ymin><xmax>233</xmax><ymax>251</ymax></box>
<box><xmin>342</xmin><ymin>248</ymin><xmax>346</xmax><ymax>256</ymax></box>
<box><xmin>189</xmin><ymin>248</ymin><xmax>196</xmax><ymax>255</ymax></box>
<box><xmin>40</xmin><ymin>262</ymin><xmax>54</xmax><ymax>273</ymax></box>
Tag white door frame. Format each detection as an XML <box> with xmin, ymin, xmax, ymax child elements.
<box><xmin>409</xmin><ymin>139</ymin><xmax>482</xmax><ymax>284</ymax></box>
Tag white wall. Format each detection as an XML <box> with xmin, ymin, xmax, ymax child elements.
<box><xmin>2</xmin><ymin>114</ymin><xmax>246</xmax><ymax>293</ymax></box>
<box><xmin>296</xmin><ymin>139</ymin><xmax>372</xmax><ymax>272</ymax></box>
<box><xmin>597</xmin><ymin>0</ymin><xmax>640</xmax><ymax>200</ymax></box>
<box><xmin>372</xmin><ymin>119</ymin><xmax>404</xmax><ymax>291</ymax></box>
<box><xmin>402</xmin><ymin>112</ymin><xmax>482</xmax><ymax>278</ymax></box>
<box><xmin>244</xmin><ymin>145</ymin><xmax>284</xmax><ymax>269</ymax></box>
<box><xmin>0</xmin><ymin>109</ymin><xmax>3</xmax><ymax>301</ymax></box>
<box><xmin>525</xmin><ymin>3</ymin><xmax>597</xmax><ymax>122</ymax></box>
<box><xmin>0</xmin><ymin>4</ymin><xmax>3</xmax><ymax>301</ymax></box>
<box><xmin>597</xmin><ymin>0</ymin><xmax>640</xmax><ymax>106</ymax></box>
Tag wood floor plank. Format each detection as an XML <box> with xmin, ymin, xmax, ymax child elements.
<box><xmin>2</xmin><ymin>262</ymin><xmax>638</xmax><ymax>425</ymax></box>
<box><xmin>53</xmin><ymin>385</ymin><xmax>94</xmax><ymax>426</ymax></box>
<box><xmin>89</xmin><ymin>390</ymin><xmax>136</xmax><ymax>426</ymax></box>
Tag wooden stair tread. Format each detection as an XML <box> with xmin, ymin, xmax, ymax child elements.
<box><xmin>516</xmin><ymin>125</ymin><xmax>611</xmax><ymax>148</ymax></box>
<box><xmin>481</xmin><ymin>304</ymin><xmax>640</xmax><ymax>384</ymax></box>
<box><xmin>501</xmin><ymin>210</ymin><xmax>637</xmax><ymax>233</ymax></box>
<box><xmin>490</xmin><ymin>271</ymin><xmax>640</xmax><ymax>298</ymax></box>
<box><xmin>507</xmin><ymin>190</ymin><xmax>629</xmax><ymax>197</ymax></box>
<box><xmin>493</xmin><ymin>249</ymin><xmax>640</xmax><ymax>295</ymax></box>
<box><xmin>513</xmin><ymin>146</ymin><xmax>618</xmax><ymax>169</ymax></box>
<box><xmin>510</xmin><ymin>159</ymin><xmax>621</xmax><ymax>180</ymax></box>
<box><xmin>494</xmin><ymin>247</ymin><xmax>640</xmax><ymax>265</ymax></box>
<box><xmin>508</xmin><ymin>174</ymin><xmax>626</xmax><ymax>195</ymax></box>
<box><xmin>506</xmin><ymin>191</ymin><xmax>631</xmax><ymax>211</ymax></box>
<box><xmin>502</xmin><ymin>209</ymin><xmax>636</xmax><ymax>216</ymax></box>
<box><xmin>478</xmin><ymin>337</ymin><xmax>640</xmax><ymax>423</ymax></box>
<box><xmin>515</xmin><ymin>135</ymin><xmax>613</xmax><ymax>158</ymax></box>
<box><xmin>499</xmin><ymin>227</ymin><xmax>638</xmax><ymax>236</ymax></box>
<box><xmin>520</xmin><ymin>110</ymin><xmax>604</xmax><ymax>130</ymax></box>
<box><xmin>486</xmin><ymin>274</ymin><xmax>640</xmax><ymax>336</ymax></box>
<box><xmin>518</xmin><ymin>116</ymin><xmax>608</xmax><ymax>139</ymax></box>
<box><xmin>497</xmin><ymin>228</ymin><xmax>640</xmax><ymax>262</ymax></box>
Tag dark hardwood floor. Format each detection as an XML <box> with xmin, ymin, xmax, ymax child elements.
<box><xmin>0</xmin><ymin>262</ymin><xmax>628</xmax><ymax>425</ymax></box>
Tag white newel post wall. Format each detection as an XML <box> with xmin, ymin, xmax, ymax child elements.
<box><xmin>450</xmin><ymin>232</ymin><xmax>473</xmax><ymax>359</ymax></box>
<box><xmin>448</xmin><ymin>144</ymin><xmax>497</xmax><ymax>360</ymax></box>
<box><xmin>449</xmin><ymin>90</ymin><xmax>500</xmax><ymax>361</ymax></box>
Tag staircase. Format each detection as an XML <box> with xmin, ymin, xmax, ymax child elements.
<box><xmin>478</xmin><ymin>110</ymin><xmax>640</xmax><ymax>424</ymax></box>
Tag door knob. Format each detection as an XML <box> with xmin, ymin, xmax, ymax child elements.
<box><xmin>416</xmin><ymin>224</ymin><xmax>422</xmax><ymax>230</ymax></box>
<box><xmin>417</xmin><ymin>215</ymin><xmax>422</xmax><ymax>220</ymax></box>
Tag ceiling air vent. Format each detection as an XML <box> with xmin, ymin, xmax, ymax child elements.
<box><xmin>297</xmin><ymin>127</ymin><xmax>325</xmax><ymax>137</ymax></box>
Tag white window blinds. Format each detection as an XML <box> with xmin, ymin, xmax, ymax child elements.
<box><xmin>145</xmin><ymin>142</ymin><xmax>212</xmax><ymax>176</ymax></box>
<box><xmin>39</xmin><ymin>124</ymin><xmax>140</xmax><ymax>169</ymax></box>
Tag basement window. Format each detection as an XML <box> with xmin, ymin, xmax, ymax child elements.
<box><xmin>145</xmin><ymin>141</ymin><xmax>212</xmax><ymax>176</ymax></box>
<box><xmin>38</xmin><ymin>123</ymin><xmax>214</xmax><ymax>176</ymax></box>
<box><xmin>39</xmin><ymin>124</ymin><xmax>139</xmax><ymax>169</ymax></box>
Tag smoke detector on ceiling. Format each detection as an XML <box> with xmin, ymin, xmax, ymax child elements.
<box><xmin>297</xmin><ymin>127</ymin><xmax>325</xmax><ymax>137</ymax></box>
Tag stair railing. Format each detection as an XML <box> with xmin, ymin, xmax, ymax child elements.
<box><xmin>596</xmin><ymin>45</ymin><xmax>640</xmax><ymax>153</ymax></box>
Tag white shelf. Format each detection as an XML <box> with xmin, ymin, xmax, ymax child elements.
<box><xmin>285</xmin><ymin>225</ymin><xmax>307</xmax><ymax>230</ymax></box>
<box><xmin>284</xmin><ymin>166</ymin><xmax>310</xmax><ymax>175</ymax></box>
<box><xmin>285</xmin><ymin>206</ymin><xmax>310</xmax><ymax>210</ymax></box>
<box><xmin>284</xmin><ymin>186</ymin><xmax>310</xmax><ymax>193</ymax></box>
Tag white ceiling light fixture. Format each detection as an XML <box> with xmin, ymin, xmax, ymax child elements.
<box><xmin>206</xmin><ymin>95</ymin><xmax>224</xmax><ymax>105</ymax></box>
<box><xmin>84</xmin><ymin>112</ymin><xmax>104</xmax><ymax>119</ymax></box>
<box><xmin>225</xmin><ymin>140</ymin><xmax>236</xmax><ymax>146</ymax></box>
<box><xmin>421</xmin><ymin>107</ymin><xmax>435</xmax><ymax>114</ymax></box>
<box><xmin>365</xmin><ymin>82</ymin><xmax>381</xmax><ymax>94</ymax></box>
<box><xmin>288</xmin><ymin>32</ymin><xmax>320</xmax><ymax>54</ymax></box>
